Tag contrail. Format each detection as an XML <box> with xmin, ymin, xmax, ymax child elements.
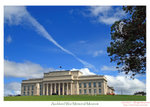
<box><xmin>5</xmin><ymin>6</ymin><xmax>97</xmax><ymax>71</ymax></box>
<box><xmin>27</xmin><ymin>13</ymin><xmax>97</xmax><ymax>71</ymax></box>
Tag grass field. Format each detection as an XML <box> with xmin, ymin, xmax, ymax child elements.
<box><xmin>4</xmin><ymin>95</ymin><xmax>146</xmax><ymax>101</ymax></box>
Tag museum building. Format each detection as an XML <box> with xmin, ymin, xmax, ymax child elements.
<box><xmin>21</xmin><ymin>70</ymin><xmax>114</xmax><ymax>96</ymax></box>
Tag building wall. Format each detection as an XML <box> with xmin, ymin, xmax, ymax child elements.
<box><xmin>21</xmin><ymin>83</ymin><xmax>36</xmax><ymax>96</ymax></box>
<box><xmin>78</xmin><ymin>81</ymin><xmax>104</xmax><ymax>95</ymax></box>
<box><xmin>21</xmin><ymin>71</ymin><xmax>112</xmax><ymax>96</ymax></box>
<box><xmin>21</xmin><ymin>81</ymin><xmax>107</xmax><ymax>96</ymax></box>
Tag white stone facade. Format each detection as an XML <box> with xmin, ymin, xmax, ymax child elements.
<box><xmin>21</xmin><ymin>70</ymin><xmax>114</xmax><ymax>96</ymax></box>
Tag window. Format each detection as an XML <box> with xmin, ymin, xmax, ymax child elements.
<box><xmin>31</xmin><ymin>91</ymin><xmax>34</xmax><ymax>96</ymax></box>
<box><xmin>98</xmin><ymin>82</ymin><xmax>101</xmax><ymax>87</ymax></box>
<box><xmin>89</xmin><ymin>89</ymin><xmax>91</xmax><ymax>94</ymax></box>
<box><xmin>84</xmin><ymin>89</ymin><xmax>87</xmax><ymax>94</ymax></box>
<box><xmin>32</xmin><ymin>85</ymin><xmax>34</xmax><ymax>90</ymax></box>
<box><xmin>23</xmin><ymin>92</ymin><xmax>26</xmax><ymax>96</ymax></box>
<box><xmin>93</xmin><ymin>82</ymin><xmax>96</xmax><ymax>87</ymax></box>
<box><xmin>84</xmin><ymin>83</ymin><xmax>86</xmax><ymax>88</ymax></box>
<box><xmin>27</xmin><ymin>91</ymin><xmax>29</xmax><ymax>96</ymax></box>
<box><xmin>40</xmin><ymin>84</ymin><xmax>42</xmax><ymax>95</ymax></box>
<box><xmin>94</xmin><ymin>89</ymin><xmax>97</xmax><ymax>94</ymax></box>
<box><xmin>40</xmin><ymin>91</ymin><xmax>42</xmax><ymax>96</ymax></box>
<box><xmin>40</xmin><ymin>85</ymin><xmax>42</xmax><ymax>90</ymax></box>
<box><xmin>88</xmin><ymin>82</ymin><xmax>91</xmax><ymax>88</ymax></box>
<box><xmin>79</xmin><ymin>83</ymin><xmax>82</xmax><ymax>88</ymax></box>
<box><xmin>99</xmin><ymin>89</ymin><xmax>101</xmax><ymax>94</ymax></box>
<box><xmin>79</xmin><ymin>89</ymin><xmax>82</xmax><ymax>94</ymax></box>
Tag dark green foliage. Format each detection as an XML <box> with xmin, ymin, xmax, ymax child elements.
<box><xmin>107</xmin><ymin>6</ymin><xmax>146</xmax><ymax>78</ymax></box>
<box><xmin>134</xmin><ymin>91</ymin><xmax>146</xmax><ymax>96</ymax></box>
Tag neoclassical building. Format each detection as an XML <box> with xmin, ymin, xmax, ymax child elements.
<box><xmin>21</xmin><ymin>70</ymin><xmax>114</xmax><ymax>96</ymax></box>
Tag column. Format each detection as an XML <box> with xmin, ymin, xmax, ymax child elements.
<box><xmin>96</xmin><ymin>82</ymin><xmax>99</xmax><ymax>95</ymax></box>
<box><xmin>76</xmin><ymin>82</ymin><xmax>79</xmax><ymax>95</ymax></box>
<box><xmin>102</xmin><ymin>81</ymin><xmax>105</xmax><ymax>95</ymax></box>
<box><xmin>82</xmin><ymin>83</ymin><xmax>84</xmax><ymax>94</ymax></box>
<box><xmin>50</xmin><ymin>83</ymin><xmax>52</xmax><ymax>95</ymax></box>
<box><xmin>86</xmin><ymin>83</ymin><xmax>89</xmax><ymax>95</ymax></box>
<box><xmin>66</xmin><ymin>83</ymin><xmax>68</xmax><ymax>95</ymax></box>
<box><xmin>104</xmin><ymin>81</ymin><xmax>107</xmax><ymax>95</ymax></box>
<box><xmin>91</xmin><ymin>82</ymin><xmax>94</xmax><ymax>95</ymax></box>
<box><xmin>36</xmin><ymin>83</ymin><xmax>40</xmax><ymax>96</ymax></box>
<box><xmin>70</xmin><ymin>82</ymin><xmax>72</xmax><ymax>95</ymax></box>
<box><xmin>62</xmin><ymin>83</ymin><xmax>64</xmax><ymax>95</ymax></box>
<box><xmin>25</xmin><ymin>86</ymin><xmax>27</xmax><ymax>95</ymax></box>
<box><xmin>43</xmin><ymin>83</ymin><xmax>45</xmax><ymax>95</ymax></box>
<box><xmin>58</xmin><ymin>83</ymin><xmax>60</xmax><ymax>95</ymax></box>
<box><xmin>46</xmin><ymin>83</ymin><xmax>48</xmax><ymax>95</ymax></box>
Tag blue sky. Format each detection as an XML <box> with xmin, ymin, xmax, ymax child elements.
<box><xmin>4</xmin><ymin>6</ymin><xmax>146</xmax><ymax>95</ymax></box>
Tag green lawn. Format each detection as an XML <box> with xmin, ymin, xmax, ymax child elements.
<box><xmin>4</xmin><ymin>95</ymin><xmax>146</xmax><ymax>101</ymax></box>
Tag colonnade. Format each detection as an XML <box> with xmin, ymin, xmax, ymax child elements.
<box><xmin>42</xmin><ymin>82</ymin><xmax>72</xmax><ymax>95</ymax></box>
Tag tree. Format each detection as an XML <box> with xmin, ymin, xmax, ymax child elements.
<box><xmin>107</xmin><ymin>6</ymin><xmax>146</xmax><ymax>78</ymax></box>
<box><xmin>134</xmin><ymin>91</ymin><xmax>146</xmax><ymax>96</ymax></box>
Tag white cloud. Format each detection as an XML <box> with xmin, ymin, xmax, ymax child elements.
<box><xmin>4</xmin><ymin>6</ymin><xmax>97</xmax><ymax>72</ymax></box>
<box><xmin>101</xmin><ymin>65</ymin><xmax>117</xmax><ymax>71</ymax></box>
<box><xmin>93</xmin><ymin>50</ymin><xmax>104</xmax><ymax>57</ymax></box>
<box><xmin>71</xmin><ymin>68</ymin><xmax>95</xmax><ymax>75</ymax></box>
<box><xmin>6</xmin><ymin>35</ymin><xmax>12</xmax><ymax>43</ymax></box>
<box><xmin>4</xmin><ymin>60</ymin><xmax>55</xmax><ymax>79</ymax></box>
<box><xmin>106</xmin><ymin>75</ymin><xmax>146</xmax><ymax>95</ymax></box>
<box><xmin>4</xmin><ymin>82</ymin><xmax>21</xmax><ymax>96</ymax></box>
<box><xmin>79</xmin><ymin>68</ymin><xmax>95</xmax><ymax>75</ymax></box>
<box><xmin>86</xmin><ymin>6</ymin><xmax>126</xmax><ymax>25</ymax></box>
<box><xmin>4</xmin><ymin>6</ymin><xmax>28</xmax><ymax>25</ymax></box>
<box><xmin>99</xmin><ymin>16</ymin><xmax>120</xmax><ymax>25</ymax></box>
<box><xmin>89</xmin><ymin>6</ymin><xmax>112</xmax><ymax>16</ymax></box>
<box><xmin>79</xmin><ymin>40</ymin><xmax>87</xmax><ymax>44</ymax></box>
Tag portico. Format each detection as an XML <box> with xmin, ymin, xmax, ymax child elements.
<box><xmin>42</xmin><ymin>82</ymin><xmax>72</xmax><ymax>95</ymax></box>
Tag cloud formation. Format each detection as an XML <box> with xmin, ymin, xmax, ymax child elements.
<box><xmin>4</xmin><ymin>59</ymin><xmax>95</xmax><ymax>79</ymax></box>
<box><xmin>4</xmin><ymin>82</ymin><xmax>21</xmax><ymax>96</ymax></box>
<box><xmin>101</xmin><ymin>65</ymin><xmax>117</xmax><ymax>71</ymax></box>
<box><xmin>4</xmin><ymin>60</ymin><xmax>55</xmax><ymax>79</ymax></box>
<box><xmin>4</xmin><ymin>6</ymin><xmax>27</xmax><ymax>25</ymax></box>
<box><xmin>4</xmin><ymin>59</ymin><xmax>96</xmax><ymax>79</ymax></box>
<box><xmin>106</xmin><ymin>75</ymin><xmax>146</xmax><ymax>95</ymax></box>
<box><xmin>4</xmin><ymin>6</ymin><xmax>97</xmax><ymax>72</ymax></box>
<box><xmin>93</xmin><ymin>50</ymin><xmax>104</xmax><ymax>57</ymax></box>
<box><xmin>86</xmin><ymin>6</ymin><xmax>126</xmax><ymax>25</ymax></box>
<box><xmin>71</xmin><ymin>68</ymin><xmax>95</xmax><ymax>75</ymax></box>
